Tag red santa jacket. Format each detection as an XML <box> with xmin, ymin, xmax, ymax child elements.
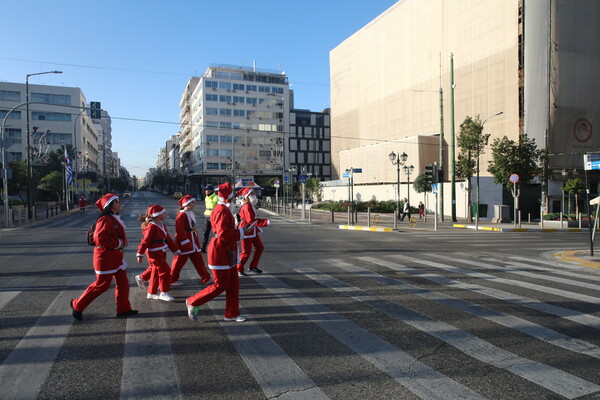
<box><xmin>93</xmin><ymin>214</ymin><xmax>127</xmax><ymax>274</ymax></box>
<box><xmin>174</xmin><ymin>210</ymin><xmax>200</xmax><ymax>254</ymax></box>
<box><xmin>237</xmin><ymin>203</ymin><xmax>269</xmax><ymax>238</ymax></box>
<box><xmin>208</xmin><ymin>203</ymin><xmax>244</xmax><ymax>270</ymax></box>
<box><xmin>78</xmin><ymin>198</ymin><xmax>87</xmax><ymax>208</ymax></box>
<box><xmin>136</xmin><ymin>221</ymin><xmax>179</xmax><ymax>259</ymax></box>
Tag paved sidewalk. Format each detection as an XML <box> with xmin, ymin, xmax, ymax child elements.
<box><xmin>554</xmin><ymin>250</ymin><xmax>600</xmax><ymax>270</ymax></box>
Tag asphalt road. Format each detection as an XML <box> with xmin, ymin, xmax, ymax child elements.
<box><xmin>1</xmin><ymin>191</ymin><xmax>600</xmax><ymax>400</ymax></box>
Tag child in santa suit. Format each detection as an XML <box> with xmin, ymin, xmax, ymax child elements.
<box><xmin>135</xmin><ymin>205</ymin><xmax>180</xmax><ymax>302</ymax></box>
<box><xmin>170</xmin><ymin>195</ymin><xmax>211</xmax><ymax>285</ymax></box>
<box><xmin>236</xmin><ymin>188</ymin><xmax>270</xmax><ymax>276</ymax></box>
<box><xmin>70</xmin><ymin>193</ymin><xmax>137</xmax><ymax>320</ymax></box>
<box><xmin>185</xmin><ymin>182</ymin><xmax>252</xmax><ymax>321</ymax></box>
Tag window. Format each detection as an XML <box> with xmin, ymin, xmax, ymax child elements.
<box><xmin>219</xmin><ymin>95</ymin><xmax>232</xmax><ymax>102</ymax></box>
<box><xmin>220</xmin><ymin>135</ymin><xmax>232</xmax><ymax>142</ymax></box>
<box><xmin>205</xmin><ymin>80</ymin><xmax>218</xmax><ymax>88</ymax></box>
<box><xmin>233</xmin><ymin>122</ymin><xmax>241</xmax><ymax>129</ymax></box>
<box><xmin>7</xmin><ymin>128</ymin><xmax>22</xmax><ymax>144</ymax></box>
<box><xmin>233</xmin><ymin>96</ymin><xmax>244</xmax><ymax>103</ymax></box>
<box><xmin>246</xmin><ymin>97</ymin><xmax>257</xmax><ymax>105</ymax></box>
<box><xmin>32</xmin><ymin>112</ymin><xmax>71</xmax><ymax>121</ymax></box>
<box><xmin>0</xmin><ymin>90</ymin><xmax>20</xmax><ymax>101</ymax></box>
<box><xmin>233</xmin><ymin>109</ymin><xmax>245</xmax><ymax>117</ymax></box>
<box><xmin>218</xmin><ymin>82</ymin><xmax>231</xmax><ymax>90</ymax></box>
<box><xmin>206</xmin><ymin>162</ymin><xmax>219</xmax><ymax>170</ymax></box>
<box><xmin>0</xmin><ymin>110</ymin><xmax>21</xmax><ymax>119</ymax></box>
<box><xmin>219</xmin><ymin>108</ymin><xmax>231</xmax><ymax>116</ymax></box>
<box><xmin>207</xmin><ymin>149</ymin><xmax>219</xmax><ymax>156</ymax></box>
<box><xmin>221</xmin><ymin>149</ymin><xmax>233</xmax><ymax>157</ymax></box>
<box><xmin>31</xmin><ymin>93</ymin><xmax>71</xmax><ymax>105</ymax></box>
<box><xmin>206</xmin><ymin>135</ymin><xmax>219</xmax><ymax>142</ymax></box>
<box><xmin>206</xmin><ymin>107</ymin><xmax>218</xmax><ymax>115</ymax></box>
<box><xmin>205</xmin><ymin>94</ymin><xmax>218</xmax><ymax>101</ymax></box>
<box><xmin>219</xmin><ymin>122</ymin><xmax>232</xmax><ymax>129</ymax></box>
<box><xmin>45</xmin><ymin>132</ymin><xmax>72</xmax><ymax>145</ymax></box>
<box><xmin>259</xmin><ymin>150</ymin><xmax>270</xmax><ymax>157</ymax></box>
<box><xmin>220</xmin><ymin>163</ymin><xmax>229</xmax><ymax>169</ymax></box>
<box><xmin>233</xmin><ymin>83</ymin><xmax>245</xmax><ymax>91</ymax></box>
<box><xmin>205</xmin><ymin>121</ymin><xmax>218</xmax><ymax>128</ymax></box>
<box><xmin>258</xmin><ymin>86</ymin><xmax>271</xmax><ymax>93</ymax></box>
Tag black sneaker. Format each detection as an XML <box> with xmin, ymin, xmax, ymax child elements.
<box><xmin>248</xmin><ymin>268</ymin><xmax>263</xmax><ymax>274</ymax></box>
<box><xmin>70</xmin><ymin>299</ymin><xmax>82</xmax><ymax>321</ymax></box>
<box><xmin>238</xmin><ymin>271</ymin><xmax>248</xmax><ymax>277</ymax></box>
<box><xmin>116</xmin><ymin>310</ymin><xmax>139</xmax><ymax>318</ymax></box>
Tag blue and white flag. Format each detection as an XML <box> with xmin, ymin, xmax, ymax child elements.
<box><xmin>65</xmin><ymin>153</ymin><xmax>74</xmax><ymax>185</ymax></box>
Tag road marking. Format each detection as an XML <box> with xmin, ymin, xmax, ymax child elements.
<box><xmin>262</xmin><ymin>271</ymin><xmax>484</xmax><ymax>400</ymax></box>
<box><xmin>0</xmin><ymin>278</ymin><xmax>35</xmax><ymax>310</ymax></box>
<box><xmin>350</xmin><ymin>257</ymin><xmax>600</xmax><ymax>360</ymax></box>
<box><xmin>120</xmin><ymin>296</ymin><xmax>182</xmax><ymax>400</ymax></box>
<box><xmin>385</xmin><ymin>254</ymin><xmax>600</xmax><ymax>330</ymax></box>
<box><xmin>0</xmin><ymin>276</ymin><xmax>84</xmax><ymax>400</ymax></box>
<box><xmin>294</xmin><ymin>263</ymin><xmax>600</xmax><ymax>399</ymax></box>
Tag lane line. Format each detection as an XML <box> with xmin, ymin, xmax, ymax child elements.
<box><xmin>293</xmin><ymin>263</ymin><xmax>600</xmax><ymax>399</ymax></box>
<box><xmin>263</xmin><ymin>270</ymin><xmax>484</xmax><ymax>400</ymax></box>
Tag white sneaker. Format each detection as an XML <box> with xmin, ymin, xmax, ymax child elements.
<box><xmin>171</xmin><ymin>281</ymin><xmax>183</xmax><ymax>286</ymax></box>
<box><xmin>147</xmin><ymin>293</ymin><xmax>159</xmax><ymax>300</ymax></box>
<box><xmin>224</xmin><ymin>315</ymin><xmax>247</xmax><ymax>322</ymax></box>
<box><xmin>158</xmin><ymin>292</ymin><xmax>175</xmax><ymax>302</ymax></box>
<box><xmin>135</xmin><ymin>275</ymin><xmax>145</xmax><ymax>290</ymax></box>
<box><xmin>186</xmin><ymin>300</ymin><xmax>199</xmax><ymax>321</ymax></box>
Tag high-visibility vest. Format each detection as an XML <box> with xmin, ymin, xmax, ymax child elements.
<box><xmin>204</xmin><ymin>193</ymin><xmax>218</xmax><ymax>216</ymax></box>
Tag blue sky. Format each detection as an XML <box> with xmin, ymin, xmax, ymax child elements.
<box><xmin>1</xmin><ymin>0</ymin><xmax>397</xmax><ymax>178</ymax></box>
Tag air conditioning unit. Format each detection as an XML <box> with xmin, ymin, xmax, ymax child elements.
<box><xmin>246</xmin><ymin>91</ymin><xmax>250</xmax><ymax>93</ymax></box>
<box><xmin>212</xmin><ymin>87</ymin><xmax>217</xmax><ymax>91</ymax></box>
<box><xmin>232</xmin><ymin>103</ymin><xmax>236</xmax><ymax>106</ymax></box>
<box><xmin>252</xmin><ymin>104</ymin><xmax>256</xmax><ymax>107</ymax></box>
<box><xmin>246</xmin><ymin>116</ymin><xmax>250</xmax><ymax>119</ymax></box>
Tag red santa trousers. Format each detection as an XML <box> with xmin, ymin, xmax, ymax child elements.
<box><xmin>237</xmin><ymin>236</ymin><xmax>264</xmax><ymax>273</ymax></box>
<box><xmin>187</xmin><ymin>268</ymin><xmax>240</xmax><ymax>318</ymax></box>
<box><xmin>170</xmin><ymin>252</ymin><xmax>210</xmax><ymax>284</ymax></box>
<box><xmin>73</xmin><ymin>269</ymin><xmax>131</xmax><ymax>314</ymax></box>
<box><xmin>146</xmin><ymin>251</ymin><xmax>171</xmax><ymax>294</ymax></box>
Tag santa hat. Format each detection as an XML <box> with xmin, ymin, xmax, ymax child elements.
<box><xmin>95</xmin><ymin>193</ymin><xmax>119</xmax><ymax>211</ymax></box>
<box><xmin>217</xmin><ymin>182</ymin><xmax>234</xmax><ymax>203</ymax></box>
<box><xmin>179</xmin><ymin>195</ymin><xmax>195</xmax><ymax>208</ymax></box>
<box><xmin>237</xmin><ymin>187</ymin><xmax>253</xmax><ymax>199</ymax></box>
<box><xmin>146</xmin><ymin>204</ymin><xmax>165</xmax><ymax>220</ymax></box>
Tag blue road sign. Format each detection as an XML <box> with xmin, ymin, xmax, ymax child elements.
<box><xmin>298</xmin><ymin>174</ymin><xmax>307</xmax><ymax>183</ymax></box>
<box><xmin>342</xmin><ymin>172</ymin><xmax>350</xmax><ymax>179</ymax></box>
<box><xmin>353</xmin><ymin>168</ymin><xmax>362</xmax><ymax>173</ymax></box>
<box><xmin>509</xmin><ymin>174</ymin><xmax>519</xmax><ymax>183</ymax></box>
<box><xmin>584</xmin><ymin>154</ymin><xmax>600</xmax><ymax>170</ymax></box>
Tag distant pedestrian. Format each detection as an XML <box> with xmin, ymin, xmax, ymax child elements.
<box><xmin>135</xmin><ymin>205</ymin><xmax>180</xmax><ymax>302</ymax></box>
<box><xmin>70</xmin><ymin>193</ymin><xmax>138</xmax><ymax>320</ymax></box>
<box><xmin>201</xmin><ymin>185</ymin><xmax>218</xmax><ymax>253</ymax></box>
<box><xmin>236</xmin><ymin>188</ymin><xmax>270</xmax><ymax>276</ymax></box>
<box><xmin>185</xmin><ymin>182</ymin><xmax>253</xmax><ymax>322</ymax></box>
<box><xmin>78</xmin><ymin>195</ymin><xmax>87</xmax><ymax>214</ymax></box>
<box><xmin>418</xmin><ymin>201</ymin><xmax>425</xmax><ymax>219</ymax></box>
<box><xmin>170</xmin><ymin>195</ymin><xmax>211</xmax><ymax>286</ymax></box>
<box><xmin>400</xmin><ymin>198</ymin><xmax>411</xmax><ymax>221</ymax></box>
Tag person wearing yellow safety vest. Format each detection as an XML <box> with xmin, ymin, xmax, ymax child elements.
<box><xmin>201</xmin><ymin>185</ymin><xmax>218</xmax><ymax>253</ymax></box>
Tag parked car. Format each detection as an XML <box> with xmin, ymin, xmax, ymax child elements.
<box><xmin>171</xmin><ymin>192</ymin><xmax>183</xmax><ymax>199</ymax></box>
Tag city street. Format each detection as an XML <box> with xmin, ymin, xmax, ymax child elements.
<box><xmin>1</xmin><ymin>191</ymin><xmax>600</xmax><ymax>399</ymax></box>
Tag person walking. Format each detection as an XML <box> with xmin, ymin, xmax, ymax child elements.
<box><xmin>236</xmin><ymin>187</ymin><xmax>270</xmax><ymax>276</ymax></box>
<box><xmin>78</xmin><ymin>195</ymin><xmax>87</xmax><ymax>214</ymax></box>
<box><xmin>185</xmin><ymin>182</ymin><xmax>252</xmax><ymax>322</ymax></box>
<box><xmin>70</xmin><ymin>193</ymin><xmax>137</xmax><ymax>320</ymax></box>
<box><xmin>170</xmin><ymin>195</ymin><xmax>211</xmax><ymax>286</ymax></box>
<box><xmin>400</xmin><ymin>198</ymin><xmax>411</xmax><ymax>221</ymax></box>
<box><xmin>135</xmin><ymin>205</ymin><xmax>180</xmax><ymax>302</ymax></box>
<box><xmin>201</xmin><ymin>185</ymin><xmax>218</xmax><ymax>253</ymax></box>
<box><xmin>418</xmin><ymin>201</ymin><xmax>425</xmax><ymax>219</ymax></box>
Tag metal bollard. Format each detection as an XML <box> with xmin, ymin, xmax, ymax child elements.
<box><xmin>367</xmin><ymin>208</ymin><xmax>371</xmax><ymax>227</ymax></box>
<box><xmin>46</xmin><ymin>208</ymin><xmax>49</xmax><ymax>218</ymax></box>
<box><xmin>308</xmin><ymin>208</ymin><xmax>311</xmax><ymax>223</ymax></box>
<box><xmin>331</xmin><ymin>210</ymin><xmax>334</xmax><ymax>223</ymax></box>
<box><xmin>347</xmin><ymin>206</ymin><xmax>351</xmax><ymax>225</ymax></box>
<box><xmin>394</xmin><ymin>210</ymin><xmax>398</xmax><ymax>230</ymax></box>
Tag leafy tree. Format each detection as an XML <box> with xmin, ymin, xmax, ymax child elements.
<box><xmin>563</xmin><ymin>178</ymin><xmax>585</xmax><ymax>216</ymax></box>
<box><xmin>305</xmin><ymin>178</ymin><xmax>322</xmax><ymax>202</ymax></box>
<box><xmin>456</xmin><ymin>116</ymin><xmax>490</xmax><ymax>222</ymax></box>
<box><xmin>413</xmin><ymin>173</ymin><xmax>432</xmax><ymax>194</ymax></box>
<box><xmin>488</xmin><ymin>134</ymin><xmax>542</xmax><ymax>189</ymax></box>
<box><xmin>6</xmin><ymin>161</ymin><xmax>28</xmax><ymax>201</ymax></box>
<box><xmin>39</xmin><ymin>171</ymin><xmax>64</xmax><ymax>202</ymax></box>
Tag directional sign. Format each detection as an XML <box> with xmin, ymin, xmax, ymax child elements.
<box><xmin>584</xmin><ymin>153</ymin><xmax>600</xmax><ymax>171</ymax></box>
<box><xmin>509</xmin><ymin>174</ymin><xmax>519</xmax><ymax>183</ymax></box>
<box><xmin>283</xmin><ymin>172</ymin><xmax>291</xmax><ymax>183</ymax></box>
<box><xmin>353</xmin><ymin>168</ymin><xmax>362</xmax><ymax>173</ymax></box>
<box><xmin>432</xmin><ymin>183</ymin><xmax>438</xmax><ymax>194</ymax></box>
<box><xmin>298</xmin><ymin>174</ymin><xmax>307</xmax><ymax>183</ymax></box>
<box><xmin>342</xmin><ymin>172</ymin><xmax>351</xmax><ymax>179</ymax></box>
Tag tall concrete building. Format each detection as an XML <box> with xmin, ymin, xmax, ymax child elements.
<box><xmin>329</xmin><ymin>0</ymin><xmax>600</xmax><ymax>219</ymax></box>
<box><xmin>289</xmin><ymin>108</ymin><xmax>332</xmax><ymax>181</ymax></box>
<box><xmin>179</xmin><ymin>64</ymin><xmax>290</xmax><ymax>193</ymax></box>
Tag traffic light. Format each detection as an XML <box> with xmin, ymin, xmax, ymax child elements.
<box><xmin>90</xmin><ymin>101</ymin><xmax>102</xmax><ymax>119</ymax></box>
<box><xmin>424</xmin><ymin>164</ymin><xmax>434</xmax><ymax>185</ymax></box>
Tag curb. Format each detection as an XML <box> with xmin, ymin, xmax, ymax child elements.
<box><xmin>453</xmin><ymin>224</ymin><xmax>591</xmax><ymax>233</ymax></box>
<box><xmin>555</xmin><ymin>250</ymin><xmax>600</xmax><ymax>270</ymax></box>
<box><xmin>339</xmin><ymin>225</ymin><xmax>393</xmax><ymax>232</ymax></box>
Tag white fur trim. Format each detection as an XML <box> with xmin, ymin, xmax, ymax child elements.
<box><xmin>151</xmin><ymin>209</ymin><xmax>166</xmax><ymax>218</ymax></box>
<box><xmin>182</xmin><ymin>197</ymin><xmax>195</xmax><ymax>207</ymax></box>
<box><xmin>103</xmin><ymin>195</ymin><xmax>119</xmax><ymax>209</ymax></box>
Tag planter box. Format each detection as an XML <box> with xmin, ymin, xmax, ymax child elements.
<box><xmin>544</xmin><ymin>220</ymin><xmax>590</xmax><ymax>228</ymax></box>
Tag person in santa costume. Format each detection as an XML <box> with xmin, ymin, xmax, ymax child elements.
<box><xmin>70</xmin><ymin>193</ymin><xmax>138</xmax><ymax>320</ymax></box>
<box><xmin>185</xmin><ymin>182</ymin><xmax>252</xmax><ymax>321</ymax></box>
<box><xmin>236</xmin><ymin>187</ymin><xmax>270</xmax><ymax>276</ymax></box>
<box><xmin>78</xmin><ymin>195</ymin><xmax>87</xmax><ymax>214</ymax></box>
<box><xmin>135</xmin><ymin>205</ymin><xmax>180</xmax><ymax>302</ymax></box>
<box><xmin>169</xmin><ymin>195</ymin><xmax>211</xmax><ymax>286</ymax></box>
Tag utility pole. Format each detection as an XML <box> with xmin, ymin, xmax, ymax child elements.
<box><xmin>450</xmin><ymin>53</ymin><xmax>457</xmax><ymax>222</ymax></box>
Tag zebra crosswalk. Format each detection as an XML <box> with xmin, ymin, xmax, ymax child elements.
<box><xmin>2</xmin><ymin>251</ymin><xmax>600</xmax><ymax>399</ymax></box>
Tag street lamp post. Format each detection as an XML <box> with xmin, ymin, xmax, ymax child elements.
<box><xmin>403</xmin><ymin>164</ymin><xmax>415</xmax><ymax>211</ymax></box>
<box><xmin>389</xmin><ymin>151</ymin><xmax>408</xmax><ymax>217</ymax></box>
<box><xmin>25</xmin><ymin>70</ymin><xmax>62</xmax><ymax>219</ymax></box>
<box><xmin>475</xmin><ymin>111</ymin><xmax>503</xmax><ymax>230</ymax></box>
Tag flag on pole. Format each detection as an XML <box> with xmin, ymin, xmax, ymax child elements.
<box><xmin>65</xmin><ymin>153</ymin><xmax>74</xmax><ymax>185</ymax></box>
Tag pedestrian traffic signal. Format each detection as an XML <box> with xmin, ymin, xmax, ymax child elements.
<box><xmin>424</xmin><ymin>164</ymin><xmax>434</xmax><ymax>184</ymax></box>
<box><xmin>90</xmin><ymin>101</ymin><xmax>102</xmax><ymax>119</ymax></box>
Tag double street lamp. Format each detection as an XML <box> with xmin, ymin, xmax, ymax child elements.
<box><xmin>403</xmin><ymin>164</ymin><xmax>415</xmax><ymax>209</ymax></box>
<box><xmin>389</xmin><ymin>151</ymin><xmax>408</xmax><ymax>215</ymax></box>
<box><xmin>25</xmin><ymin>70</ymin><xmax>62</xmax><ymax>218</ymax></box>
